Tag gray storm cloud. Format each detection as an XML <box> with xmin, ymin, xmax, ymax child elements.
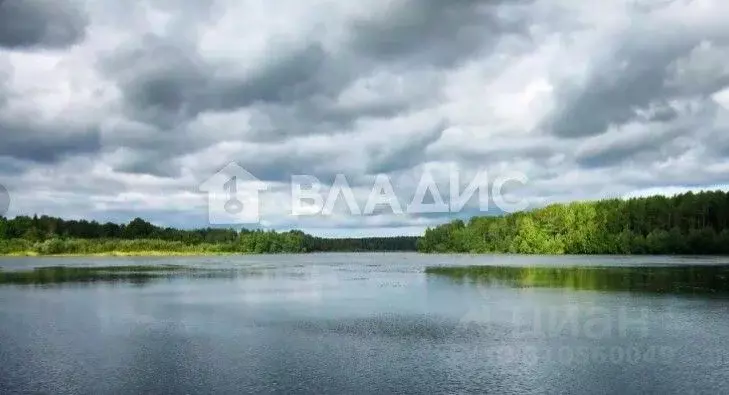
<box><xmin>1</xmin><ymin>0</ymin><xmax>729</xmax><ymax>234</ymax></box>
<box><xmin>0</xmin><ymin>0</ymin><xmax>87</xmax><ymax>49</ymax></box>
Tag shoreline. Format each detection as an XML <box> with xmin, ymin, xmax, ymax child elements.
<box><xmin>0</xmin><ymin>251</ymin><xmax>248</xmax><ymax>258</ymax></box>
<box><xmin>0</xmin><ymin>251</ymin><xmax>423</xmax><ymax>258</ymax></box>
<box><xmin>3</xmin><ymin>250</ymin><xmax>725</xmax><ymax>260</ymax></box>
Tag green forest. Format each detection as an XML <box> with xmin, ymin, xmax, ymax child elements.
<box><xmin>417</xmin><ymin>191</ymin><xmax>729</xmax><ymax>255</ymax></box>
<box><xmin>3</xmin><ymin>191</ymin><xmax>729</xmax><ymax>256</ymax></box>
<box><xmin>0</xmin><ymin>216</ymin><xmax>417</xmax><ymax>256</ymax></box>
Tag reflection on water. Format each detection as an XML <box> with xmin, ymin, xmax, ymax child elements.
<box><xmin>2</xmin><ymin>254</ymin><xmax>729</xmax><ymax>394</ymax></box>
<box><xmin>5</xmin><ymin>261</ymin><xmax>729</xmax><ymax>295</ymax></box>
<box><xmin>0</xmin><ymin>265</ymin><xmax>260</xmax><ymax>286</ymax></box>
<box><xmin>426</xmin><ymin>265</ymin><xmax>729</xmax><ymax>296</ymax></box>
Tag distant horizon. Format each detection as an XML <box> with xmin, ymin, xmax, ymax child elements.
<box><xmin>0</xmin><ymin>212</ymin><xmax>427</xmax><ymax>239</ymax></box>
<box><xmin>4</xmin><ymin>187</ymin><xmax>729</xmax><ymax>239</ymax></box>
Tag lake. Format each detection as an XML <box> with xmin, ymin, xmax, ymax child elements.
<box><xmin>1</xmin><ymin>253</ymin><xmax>729</xmax><ymax>394</ymax></box>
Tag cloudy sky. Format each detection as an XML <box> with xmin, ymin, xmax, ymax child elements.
<box><xmin>1</xmin><ymin>0</ymin><xmax>729</xmax><ymax>236</ymax></box>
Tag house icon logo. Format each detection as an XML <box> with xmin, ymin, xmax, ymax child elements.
<box><xmin>199</xmin><ymin>162</ymin><xmax>267</xmax><ymax>225</ymax></box>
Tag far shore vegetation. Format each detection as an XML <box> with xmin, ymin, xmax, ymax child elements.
<box><xmin>0</xmin><ymin>216</ymin><xmax>418</xmax><ymax>256</ymax></box>
<box><xmin>417</xmin><ymin>191</ymin><xmax>729</xmax><ymax>255</ymax></box>
<box><xmin>3</xmin><ymin>191</ymin><xmax>729</xmax><ymax>257</ymax></box>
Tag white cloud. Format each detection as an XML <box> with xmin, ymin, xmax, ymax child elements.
<box><xmin>1</xmin><ymin>0</ymin><xmax>728</xmax><ymax>235</ymax></box>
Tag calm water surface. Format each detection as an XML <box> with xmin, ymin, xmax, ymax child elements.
<box><xmin>1</xmin><ymin>253</ymin><xmax>729</xmax><ymax>394</ymax></box>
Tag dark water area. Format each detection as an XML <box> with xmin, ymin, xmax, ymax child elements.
<box><xmin>426</xmin><ymin>264</ymin><xmax>729</xmax><ymax>295</ymax></box>
<box><xmin>1</xmin><ymin>254</ymin><xmax>729</xmax><ymax>394</ymax></box>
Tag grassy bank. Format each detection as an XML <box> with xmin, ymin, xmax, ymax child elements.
<box><xmin>0</xmin><ymin>217</ymin><xmax>419</xmax><ymax>256</ymax></box>
<box><xmin>2</xmin><ymin>250</ymin><xmax>244</xmax><ymax>257</ymax></box>
<box><xmin>0</xmin><ymin>238</ymin><xmax>296</xmax><ymax>256</ymax></box>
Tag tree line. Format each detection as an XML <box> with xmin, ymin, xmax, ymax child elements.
<box><xmin>5</xmin><ymin>190</ymin><xmax>728</xmax><ymax>256</ymax></box>
<box><xmin>418</xmin><ymin>191</ymin><xmax>729</xmax><ymax>255</ymax></box>
<box><xmin>0</xmin><ymin>216</ymin><xmax>417</xmax><ymax>255</ymax></box>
